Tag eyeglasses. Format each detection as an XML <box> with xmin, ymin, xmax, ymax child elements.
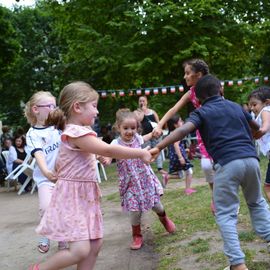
<box><xmin>36</xmin><ymin>104</ymin><xmax>56</xmax><ymax>109</ymax></box>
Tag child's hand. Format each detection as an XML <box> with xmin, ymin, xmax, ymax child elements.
<box><xmin>98</xmin><ymin>156</ymin><xmax>111</xmax><ymax>165</ymax></box>
<box><xmin>152</xmin><ymin>127</ymin><xmax>163</xmax><ymax>138</ymax></box>
<box><xmin>179</xmin><ymin>157</ymin><xmax>186</xmax><ymax>165</ymax></box>
<box><xmin>149</xmin><ymin>147</ymin><xmax>160</xmax><ymax>162</ymax></box>
<box><xmin>140</xmin><ymin>148</ymin><xmax>152</xmax><ymax>164</ymax></box>
<box><xmin>253</xmin><ymin>129</ymin><xmax>264</xmax><ymax>139</ymax></box>
<box><xmin>44</xmin><ymin>170</ymin><xmax>57</xmax><ymax>182</ymax></box>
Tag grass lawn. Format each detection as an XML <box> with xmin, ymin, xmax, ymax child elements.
<box><xmin>101</xmin><ymin>156</ymin><xmax>270</xmax><ymax>270</ymax></box>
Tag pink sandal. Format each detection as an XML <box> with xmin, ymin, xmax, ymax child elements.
<box><xmin>29</xmin><ymin>264</ymin><xmax>39</xmax><ymax>270</ymax></box>
<box><xmin>184</xmin><ymin>188</ymin><xmax>197</xmax><ymax>195</ymax></box>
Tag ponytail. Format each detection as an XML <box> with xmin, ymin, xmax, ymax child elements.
<box><xmin>45</xmin><ymin>108</ymin><xmax>66</xmax><ymax>131</ymax></box>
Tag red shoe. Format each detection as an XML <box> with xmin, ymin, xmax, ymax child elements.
<box><xmin>130</xmin><ymin>235</ymin><xmax>143</xmax><ymax>250</ymax></box>
<box><xmin>159</xmin><ymin>215</ymin><xmax>176</xmax><ymax>233</ymax></box>
<box><xmin>130</xmin><ymin>225</ymin><xmax>143</xmax><ymax>250</ymax></box>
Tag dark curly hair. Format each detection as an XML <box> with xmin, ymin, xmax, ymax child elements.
<box><xmin>183</xmin><ymin>59</ymin><xmax>209</xmax><ymax>75</ymax></box>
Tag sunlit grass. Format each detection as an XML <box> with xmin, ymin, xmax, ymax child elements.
<box><xmin>101</xmin><ymin>155</ymin><xmax>270</xmax><ymax>270</ymax></box>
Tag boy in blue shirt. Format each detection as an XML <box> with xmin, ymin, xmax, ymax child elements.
<box><xmin>151</xmin><ymin>74</ymin><xmax>270</xmax><ymax>270</ymax></box>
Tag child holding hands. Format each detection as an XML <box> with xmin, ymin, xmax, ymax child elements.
<box><xmin>24</xmin><ymin>91</ymin><xmax>65</xmax><ymax>253</ymax></box>
<box><xmin>99</xmin><ymin>108</ymin><xmax>175</xmax><ymax>250</ymax></box>
<box><xmin>248</xmin><ymin>86</ymin><xmax>270</xmax><ymax>201</ymax></box>
<box><xmin>162</xmin><ymin>114</ymin><xmax>196</xmax><ymax>195</ymax></box>
<box><xmin>29</xmin><ymin>82</ymin><xmax>152</xmax><ymax>270</ymax></box>
<box><xmin>150</xmin><ymin>75</ymin><xmax>270</xmax><ymax>270</ymax></box>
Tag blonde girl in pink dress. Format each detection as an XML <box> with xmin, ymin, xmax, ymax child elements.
<box><xmin>29</xmin><ymin>81</ymin><xmax>152</xmax><ymax>270</ymax></box>
<box><xmin>152</xmin><ymin>59</ymin><xmax>216</xmax><ymax>212</ymax></box>
<box><xmin>99</xmin><ymin>109</ymin><xmax>175</xmax><ymax>250</ymax></box>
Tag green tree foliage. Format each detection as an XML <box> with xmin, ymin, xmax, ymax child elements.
<box><xmin>1</xmin><ymin>0</ymin><xmax>270</xmax><ymax>127</ymax></box>
<box><xmin>0</xmin><ymin>5</ymin><xmax>63</xmax><ymax>127</ymax></box>
<box><xmin>0</xmin><ymin>7</ymin><xmax>19</xmax><ymax>75</ymax></box>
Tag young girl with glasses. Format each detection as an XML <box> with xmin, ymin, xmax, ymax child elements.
<box><xmin>25</xmin><ymin>91</ymin><xmax>66</xmax><ymax>253</ymax></box>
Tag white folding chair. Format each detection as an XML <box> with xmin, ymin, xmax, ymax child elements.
<box><xmin>96</xmin><ymin>160</ymin><xmax>107</xmax><ymax>183</ymax></box>
<box><xmin>5</xmin><ymin>154</ymin><xmax>36</xmax><ymax>195</ymax></box>
<box><xmin>1</xmin><ymin>150</ymin><xmax>9</xmax><ymax>163</ymax></box>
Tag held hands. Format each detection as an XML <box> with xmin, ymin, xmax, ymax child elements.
<box><xmin>149</xmin><ymin>147</ymin><xmax>160</xmax><ymax>162</ymax></box>
<box><xmin>44</xmin><ymin>169</ymin><xmax>57</xmax><ymax>182</ymax></box>
<box><xmin>252</xmin><ymin>129</ymin><xmax>265</xmax><ymax>140</ymax></box>
<box><xmin>152</xmin><ymin>126</ymin><xmax>163</xmax><ymax>138</ymax></box>
<box><xmin>140</xmin><ymin>147</ymin><xmax>152</xmax><ymax>164</ymax></box>
<box><xmin>97</xmin><ymin>155</ymin><xmax>111</xmax><ymax>166</ymax></box>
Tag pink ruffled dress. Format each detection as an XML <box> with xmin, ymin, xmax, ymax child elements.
<box><xmin>36</xmin><ymin>124</ymin><xmax>103</xmax><ymax>241</ymax></box>
<box><xmin>189</xmin><ymin>86</ymin><xmax>211</xmax><ymax>159</ymax></box>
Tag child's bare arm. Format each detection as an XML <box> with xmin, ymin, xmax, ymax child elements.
<box><xmin>71</xmin><ymin>135</ymin><xmax>151</xmax><ymax>164</ymax></box>
<box><xmin>97</xmin><ymin>155</ymin><xmax>112</xmax><ymax>165</ymax></box>
<box><xmin>174</xmin><ymin>141</ymin><xmax>185</xmax><ymax>165</ymax></box>
<box><xmin>151</xmin><ymin>122</ymin><xmax>195</xmax><ymax>162</ymax></box>
<box><xmin>34</xmin><ymin>151</ymin><xmax>57</xmax><ymax>181</ymax></box>
<box><xmin>142</xmin><ymin>132</ymin><xmax>153</xmax><ymax>143</ymax></box>
<box><xmin>156</xmin><ymin>122</ymin><xmax>196</xmax><ymax>151</ymax></box>
<box><xmin>253</xmin><ymin>111</ymin><xmax>270</xmax><ymax>139</ymax></box>
<box><xmin>152</xmin><ymin>91</ymin><xmax>190</xmax><ymax>137</ymax></box>
<box><xmin>260</xmin><ymin>111</ymin><xmax>270</xmax><ymax>134</ymax></box>
<box><xmin>249</xmin><ymin>119</ymin><xmax>262</xmax><ymax>139</ymax></box>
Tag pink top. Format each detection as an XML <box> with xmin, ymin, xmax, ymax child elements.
<box><xmin>36</xmin><ymin>124</ymin><xmax>103</xmax><ymax>241</ymax></box>
<box><xmin>56</xmin><ymin>124</ymin><xmax>97</xmax><ymax>182</ymax></box>
<box><xmin>189</xmin><ymin>86</ymin><xmax>211</xmax><ymax>159</ymax></box>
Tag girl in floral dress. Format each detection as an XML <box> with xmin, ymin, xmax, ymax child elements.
<box><xmin>100</xmin><ymin>108</ymin><xmax>175</xmax><ymax>250</ymax></box>
<box><xmin>29</xmin><ymin>82</ymin><xmax>152</xmax><ymax>270</ymax></box>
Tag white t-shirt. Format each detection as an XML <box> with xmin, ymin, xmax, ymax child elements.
<box><xmin>6</xmin><ymin>145</ymin><xmax>27</xmax><ymax>174</ymax></box>
<box><xmin>256</xmin><ymin>106</ymin><xmax>270</xmax><ymax>156</ymax></box>
<box><xmin>26</xmin><ymin>126</ymin><xmax>61</xmax><ymax>187</ymax></box>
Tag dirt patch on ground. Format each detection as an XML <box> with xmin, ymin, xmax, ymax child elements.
<box><xmin>0</xmin><ymin>182</ymin><xmax>159</xmax><ymax>270</ymax></box>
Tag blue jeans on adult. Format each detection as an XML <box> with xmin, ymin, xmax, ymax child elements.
<box><xmin>213</xmin><ymin>158</ymin><xmax>270</xmax><ymax>265</ymax></box>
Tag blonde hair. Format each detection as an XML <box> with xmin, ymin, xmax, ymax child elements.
<box><xmin>59</xmin><ymin>81</ymin><xmax>98</xmax><ymax>118</ymax></box>
<box><xmin>46</xmin><ymin>81</ymin><xmax>99</xmax><ymax>130</ymax></box>
<box><xmin>24</xmin><ymin>91</ymin><xmax>56</xmax><ymax>125</ymax></box>
<box><xmin>113</xmin><ymin>108</ymin><xmax>140</xmax><ymax>133</ymax></box>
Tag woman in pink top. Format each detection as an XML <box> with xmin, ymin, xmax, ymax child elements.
<box><xmin>153</xmin><ymin>59</ymin><xmax>215</xmax><ymax>211</ymax></box>
<box><xmin>29</xmin><ymin>81</ymin><xmax>152</xmax><ymax>270</ymax></box>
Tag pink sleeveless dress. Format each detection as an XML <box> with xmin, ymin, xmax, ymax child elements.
<box><xmin>189</xmin><ymin>86</ymin><xmax>211</xmax><ymax>159</ymax></box>
<box><xmin>36</xmin><ymin>124</ymin><xmax>103</xmax><ymax>241</ymax></box>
